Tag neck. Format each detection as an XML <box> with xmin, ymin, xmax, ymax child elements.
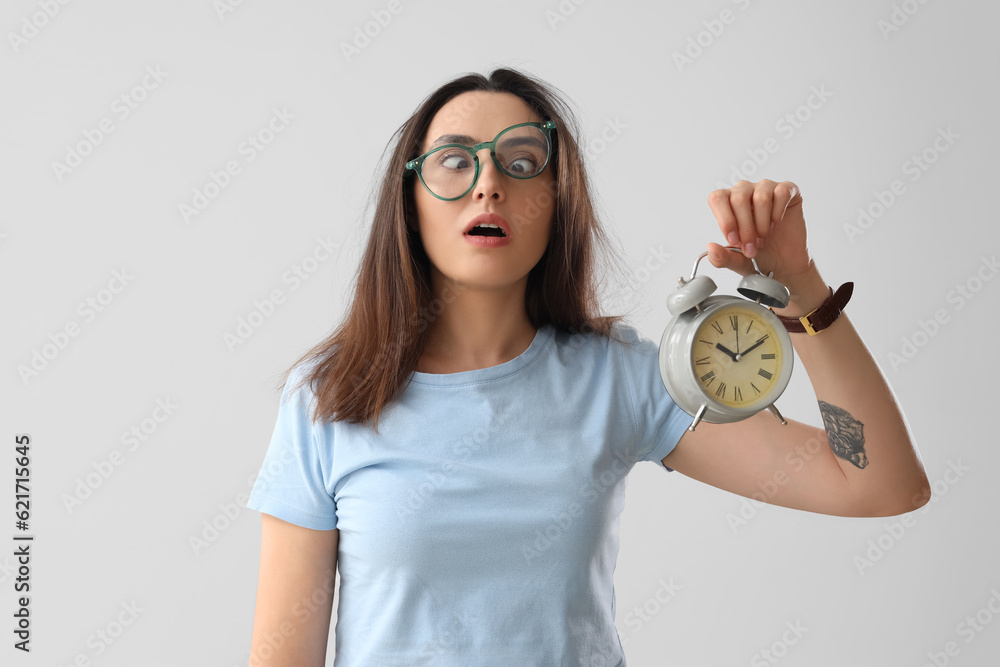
<box><xmin>417</xmin><ymin>272</ymin><xmax>537</xmax><ymax>373</ymax></box>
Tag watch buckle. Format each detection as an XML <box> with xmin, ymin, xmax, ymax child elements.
<box><xmin>799</xmin><ymin>309</ymin><xmax>820</xmax><ymax>336</ymax></box>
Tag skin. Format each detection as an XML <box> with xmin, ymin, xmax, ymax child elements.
<box><xmin>247</xmin><ymin>93</ymin><xmax>556</xmax><ymax>665</ymax></box>
<box><xmin>246</xmin><ymin>120</ymin><xmax>934</xmax><ymax>667</ymax></box>
<box><xmin>661</xmin><ymin>180</ymin><xmax>932</xmax><ymax>517</ymax></box>
<box><xmin>413</xmin><ymin>91</ymin><xmax>556</xmax><ymax>373</ymax></box>
<box><xmin>249</xmin><ymin>514</ymin><xmax>338</xmax><ymax>666</ymax></box>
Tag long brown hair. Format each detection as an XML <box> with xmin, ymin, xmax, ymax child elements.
<box><xmin>281</xmin><ymin>67</ymin><xmax>638</xmax><ymax>433</ymax></box>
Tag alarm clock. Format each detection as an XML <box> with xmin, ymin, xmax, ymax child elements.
<box><xmin>659</xmin><ymin>247</ymin><xmax>794</xmax><ymax>431</ymax></box>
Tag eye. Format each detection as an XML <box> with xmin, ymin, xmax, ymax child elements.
<box><xmin>436</xmin><ymin>150</ymin><xmax>472</xmax><ymax>171</ymax></box>
<box><xmin>505</xmin><ymin>155</ymin><xmax>539</xmax><ymax>175</ymax></box>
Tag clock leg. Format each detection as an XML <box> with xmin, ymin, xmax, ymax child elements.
<box><xmin>689</xmin><ymin>404</ymin><xmax>708</xmax><ymax>431</ymax></box>
<box><xmin>766</xmin><ymin>404</ymin><xmax>788</xmax><ymax>426</ymax></box>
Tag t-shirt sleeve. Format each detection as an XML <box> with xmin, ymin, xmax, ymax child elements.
<box><xmin>617</xmin><ymin>324</ymin><xmax>692</xmax><ymax>472</ymax></box>
<box><xmin>246</xmin><ymin>363</ymin><xmax>338</xmax><ymax>530</ymax></box>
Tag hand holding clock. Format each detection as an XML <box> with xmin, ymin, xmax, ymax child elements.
<box><xmin>703</xmin><ymin>179</ymin><xmax>830</xmax><ymax>316</ymax></box>
<box><xmin>662</xmin><ymin>178</ymin><xmax>930</xmax><ymax>517</ymax></box>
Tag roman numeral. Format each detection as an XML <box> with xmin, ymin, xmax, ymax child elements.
<box><xmin>711</xmin><ymin>321</ymin><xmax>724</xmax><ymax>335</ymax></box>
<box><xmin>698</xmin><ymin>339</ymin><xmax>712</xmax><ymax>345</ymax></box>
<box><xmin>735</xmin><ymin>386</ymin><xmax>743</xmax><ymax>402</ymax></box>
<box><xmin>756</xmin><ymin>334</ymin><xmax>769</xmax><ymax>345</ymax></box>
<box><xmin>751</xmin><ymin>382</ymin><xmax>761</xmax><ymax>394</ymax></box>
<box><xmin>729</xmin><ymin>315</ymin><xmax>738</xmax><ymax>331</ymax></box>
<box><xmin>745</xmin><ymin>319</ymin><xmax>754</xmax><ymax>334</ymax></box>
<box><xmin>700</xmin><ymin>370</ymin><xmax>715</xmax><ymax>386</ymax></box>
<box><xmin>761</xmin><ymin>353</ymin><xmax>775</xmax><ymax>360</ymax></box>
<box><xmin>715</xmin><ymin>381</ymin><xmax>727</xmax><ymax>398</ymax></box>
<box><xmin>758</xmin><ymin>368</ymin><xmax>773</xmax><ymax>380</ymax></box>
<box><xmin>695</xmin><ymin>356</ymin><xmax>710</xmax><ymax>365</ymax></box>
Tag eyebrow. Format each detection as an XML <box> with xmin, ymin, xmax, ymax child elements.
<box><xmin>427</xmin><ymin>133</ymin><xmax>545</xmax><ymax>151</ymax></box>
<box><xmin>429</xmin><ymin>133</ymin><xmax>479</xmax><ymax>149</ymax></box>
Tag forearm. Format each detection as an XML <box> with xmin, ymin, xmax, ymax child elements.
<box><xmin>774</xmin><ymin>263</ymin><xmax>931</xmax><ymax>515</ymax></box>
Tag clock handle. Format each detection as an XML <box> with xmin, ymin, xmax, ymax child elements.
<box><xmin>687</xmin><ymin>246</ymin><xmax>761</xmax><ymax>282</ymax></box>
<box><xmin>766</xmin><ymin>404</ymin><xmax>788</xmax><ymax>426</ymax></box>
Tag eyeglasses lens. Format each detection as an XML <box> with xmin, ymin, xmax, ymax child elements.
<box><xmin>420</xmin><ymin>125</ymin><xmax>549</xmax><ymax>199</ymax></box>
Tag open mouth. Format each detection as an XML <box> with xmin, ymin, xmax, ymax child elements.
<box><xmin>467</xmin><ymin>224</ymin><xmax>507</xmax><ymax>237</ymax></box>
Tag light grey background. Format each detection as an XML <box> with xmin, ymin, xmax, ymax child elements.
<box><xmin>2</xmin><ymin>0</ymin><xmax>998</xmax><ymax>665</ymax></box>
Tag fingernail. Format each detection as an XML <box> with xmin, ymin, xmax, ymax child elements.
<box><xmin>745</xmin><ymin>242</ymin><xmax>756</xmax><ymax>258</ymax></box>
<box><xmin>727</xmin><ymin>232</ymin><xmax>739</xmax><ymax>245</ymax></box>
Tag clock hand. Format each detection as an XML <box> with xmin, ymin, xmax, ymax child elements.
<box><xmin>739</xmin><ymin>338</ymin><xmax>767</xmax><ymax>359</ymax></box>
<box><xmin>715</xmin><ymin>343</ymin><xmax>738</xmax><ymax>362</ymax></box>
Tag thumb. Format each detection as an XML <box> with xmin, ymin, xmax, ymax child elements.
<box><xmin>706</xmin><ymin>242</ymin><xmax>754</xmax><ymax>276</ymax></box>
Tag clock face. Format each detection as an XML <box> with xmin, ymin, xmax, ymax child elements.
<box><xmin>691</xmin><ymin>304</ymin><xmax>785</xmax><ymax>409</ymax></box>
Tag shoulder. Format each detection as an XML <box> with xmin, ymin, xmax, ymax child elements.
<box><xmin>548</xmin><ymin>319</ymin><xmax>649</xmax><ymax>349</ymax></box>
<box><xmin>279</xmin><ymin>357</ymin><xmax>325</xmax><ymax>412</ymax></box>
<box><xmin>547</xmin><ymin>320</ymin><xmax>658</xmax><ymax>372</ymax></box>
<box><xmin>606</xmin><ymin>320</ymin><xmax>658</xmax><ymax>358</ymax></box>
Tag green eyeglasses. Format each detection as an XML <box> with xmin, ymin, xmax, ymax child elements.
<box><xmin>405</xmin><ymin>120</ymin><xmax>556</xmax><ymax>201</ymax></box>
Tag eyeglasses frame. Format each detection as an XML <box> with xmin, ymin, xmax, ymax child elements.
<box><xmin>405</xmin><ymin>120</ymin><xmax>557</xmax><ymax>201</ymax></box>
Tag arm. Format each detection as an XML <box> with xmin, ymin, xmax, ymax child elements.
<box><xmin>661</xmin><ymin>180</ymin><xmax>931</xmax><ymax>518</ymax></box>
<box><xmin>250</xmin><ymin>514</ymin><xmax>338</xmax><ymax>666</ymax></box>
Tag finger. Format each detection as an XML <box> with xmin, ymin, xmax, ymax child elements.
<box><xmin>707</xmin><ymin>188</ymin><xmax>740</xmax><ymax>247</ymax></box>
<box><xmin>729</xmin><ymin>181</ymin><xmax>757</xmax><ymax>251</ymax></box>
<box><xmin>752</xmin><ymin>179</ymin><xmax>777</xmax><ymax>240</ymax></box>
<box><xmin>706</xmin><ymin>242</ymin><xmax>754</xmax><ymax>275</ymax></box>
<box><xmin>771</xmin><ymin>180</ymin><xmax>800</xmax><ymax>224</ymax></box>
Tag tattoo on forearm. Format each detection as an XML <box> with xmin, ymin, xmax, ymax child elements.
<box><xmin>818</xmin><ymin>400</ymin><xmax>869</xmax><ymax>469</ymax></box>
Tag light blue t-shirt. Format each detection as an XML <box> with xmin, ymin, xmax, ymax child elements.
<box><xmin>247</xmin><ymin>322</ymin><xmax>691</xmax><ymax>666</ymax></box>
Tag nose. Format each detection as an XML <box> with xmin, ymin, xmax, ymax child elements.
<box><xmin>471</xmin><ymin>148</ymin><xmax>505</xmax><ymax>201</ymax></box>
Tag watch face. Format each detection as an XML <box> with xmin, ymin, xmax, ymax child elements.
<box><xmin>691</xmin><ymin>304</ymin><xmax>785</xmax><ymax>408</ymax></box>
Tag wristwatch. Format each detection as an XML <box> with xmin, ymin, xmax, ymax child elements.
<box><xmin>775</xmin><ymin>282</ymin><xmax>854</xmax><ymax>335</ymax></box>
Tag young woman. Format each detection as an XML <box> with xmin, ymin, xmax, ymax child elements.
<box><xmin>247</xmin><ymin>67</ymin><xmax>930</xmax><ymax>666</ymax></box>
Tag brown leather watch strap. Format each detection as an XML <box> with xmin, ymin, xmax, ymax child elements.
<box><xmin>776</xmin><ymin>282</ymin><xmax>854</xmax><ymax>335</ymax></box>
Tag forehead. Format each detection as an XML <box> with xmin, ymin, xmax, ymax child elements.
<box><xmin>422</xmin><ymin>91</ymin><xmax>542</xmax><ymax>150</ymax></box>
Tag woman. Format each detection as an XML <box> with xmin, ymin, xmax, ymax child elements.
<box><xmin>247</xmin><ymin>67</ymin><xmax>930</xmax><ymax>666</ymax></box>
